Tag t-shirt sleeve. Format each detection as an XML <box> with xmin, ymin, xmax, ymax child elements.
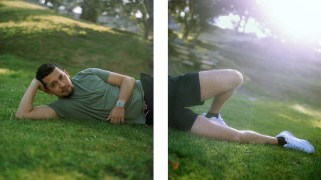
<box><xmin>89</xmin><ymin>68</ymin><xmax>110</xmax><ymax>82</ymax></box>
<box><xmin>47</xmin><ymin>100</ymin><xmax>66</xmax><ymax>118</ymax></box>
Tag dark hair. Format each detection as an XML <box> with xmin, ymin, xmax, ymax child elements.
<box><xmin>36</xmin><ymin>62</ymin><xmax>63</xmax><ymax>88</ymax></box>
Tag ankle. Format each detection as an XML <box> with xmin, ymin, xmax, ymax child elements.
<box><xmin>276</xmin><ymin>136</ymin><xmax>287</xmax><ymax>146</ymax></box>
<box><xmin>206</xmin><ymin>112</ymin><xmax>219</xmax><ymax>118</ymax></box>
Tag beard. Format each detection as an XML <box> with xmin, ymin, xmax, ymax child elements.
<box><xmin>62</xmin><ymin>86</ymin><xmax>74</xmax><ymax>98</ymax></box>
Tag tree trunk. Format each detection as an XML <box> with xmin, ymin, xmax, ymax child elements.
<box><xmin>236</xmin><ymin>15</ymin><xmax>244</xmax><ymax>32</ymax></box>
<box><xmin>143</xmin><ymin>21</ymin><xmax>150</xmax><ymax>40</ymax></box>
<box><xmin>242</xmin><ymin>15</ymin><xmax>250</xmax><ymax>33</ymax></box>
<box><xmin>192</xmin><ymin>26</ymin><xmax>203</xmax><ymax>42</ymax></box>
<box><xmin>182</xmin><ymin>12</ymin><xmax>189</xmax><ymax>39</ymax></box>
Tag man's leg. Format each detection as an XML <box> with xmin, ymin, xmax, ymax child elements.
<box><xmin>194</xmin><ymin>69</ymin><xmax>277</xmax><ymax>144</ymax></box>
<box><xmin>190</xmin><ymin>116</ymin><xmax>315</xmax><ymax>154</ymax></box>
<box><xmin>199</xmin><ymin>69</ymin><xmax>243</xmax><ymax>115</ymax></box>
<box><xmin>189</xmin><ymin>69</ymin><xmax>314</xmax><ymax>153</ymax></box>
<box><xmin>191</xmin><ymin>115</ymin><xmax>278</xmax><ymax>145</ymax></box>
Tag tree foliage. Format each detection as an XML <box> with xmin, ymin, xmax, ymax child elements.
<box><xmin>168</xmin><ymin>0</ymin><xmax>279</xmax><ymax>41</ymax></box>
<box><xmin>80</xmin><ymin>0</ymin><xmax>103</xmax><ymax>22</ymax></box>
<box><xmin>121</xmin><ymin>0</ymin><xmax>153</xmax><ymax>39</ymax></box>
<box><xmin>169</xmin><ymin>0</ymin><xmax>221</xmax><ymax>40</ymax></box>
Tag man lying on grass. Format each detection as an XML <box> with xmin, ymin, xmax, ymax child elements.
<box><xmin>168</xmin><ymin>69</ymin><xmax>314</xmax><ymax>154</ymax></box>
<box><xmin>16</xmin><ymin>62</ymin><xmax>153</xmax><ymax>126</ymax></box>
<box><xmin>16</xmin><ymin>63</ymin><xmax>314</xmax><ymax>154</ymax></box>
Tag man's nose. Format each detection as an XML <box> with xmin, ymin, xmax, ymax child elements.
<box><xmin>59</xmin><ymin>81</ymin><xmax>66</xmax><ymax>88</ymax></box>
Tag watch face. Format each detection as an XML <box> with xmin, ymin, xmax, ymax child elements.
<box><xmin>117</xmin><ymin>101</ymin><xmax>124</xmax><ymax>107</ymax></box>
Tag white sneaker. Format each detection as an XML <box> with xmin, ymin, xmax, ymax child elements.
<box><xmin>276</xmin><ymin>131</ymin><xmax>315</xmax><ymax>154</ymax></box>
<box><xmin>201</xmin><ymin>113</ymin><xmax>228</xmax><ymax>127</ymax></box>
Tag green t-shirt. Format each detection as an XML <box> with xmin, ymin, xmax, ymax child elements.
<box><xmin>48</xmin><ymin>68</ymin><xmax>146</xmax><ymax>124</ymax></box>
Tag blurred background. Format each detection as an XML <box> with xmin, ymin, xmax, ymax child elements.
<box><xmin>168</xmin><ymin>0</ymin><xmax>321</xmax><ymax>108</ymax></box>
<box><xmin>27</xmin><ymin>0</ymin><xmax>153</xmax><ymax>40</ymax></box>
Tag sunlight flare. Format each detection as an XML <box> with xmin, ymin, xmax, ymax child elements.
<box><xmin>291</xmin><ymin>104</ymin><xmax>321</xmax><ymax>119</ymax></box>
<box><xmin>261</xmin><ymin>0</ymin><xmax>321</xmax><ymax>40</ymax></box>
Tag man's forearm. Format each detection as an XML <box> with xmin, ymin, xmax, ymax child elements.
<box><xmin>118</xmin><ymin>76</ymin><xmax>136</xmax><ymax>105</ymax></box>
<box><xmin>16</xmin><ymin>79</ymin><xmax>40</xmax><ymax>118</ymax></box>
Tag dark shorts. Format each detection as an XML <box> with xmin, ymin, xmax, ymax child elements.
<box><xmin>140</xmin><ymin>73</ymin><xmax>153</xmax><ymax>126</ymax></box>
<box><xmin>168</xmin><ymin>72</ymin><xmax>203</xmax><ymax>131</ymax></box>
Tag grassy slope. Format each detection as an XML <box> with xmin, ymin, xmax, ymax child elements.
<box><xmin>0</xmin><ymin>1</ymin><xmax>152</xmax><ymax>179</ymax></box>
<box><xmin>168</xmin><ymin>23</ymin><xmax>321</xmax><ymax>179</ymax></box>
<box><xmin>0</xmin><ymin>1</ymin><xmax>153</xmax><ymax>76</ymax></box>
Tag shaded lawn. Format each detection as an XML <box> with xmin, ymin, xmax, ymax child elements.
<box><xmin>0</xmin><ymin>55</ymin><xmax>153</xmax><ymax>179</ymax></box>
<box><xmin>0</xmin><ymin>119</ymin><xmax>153</xmax><ymax>179</ymax></box>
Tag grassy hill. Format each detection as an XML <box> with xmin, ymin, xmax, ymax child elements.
<box><xmin>0</xmin><ymin>0</ymin><xmax>152</xmax><ymax>76</ymax></box>
<box><xmin>0</xmin><ymin>1</ymin><xmax>152</xmax><ymax>179</ymax></box>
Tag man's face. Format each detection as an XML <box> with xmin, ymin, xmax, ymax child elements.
<box><xmin>42</xmin><ymin>67</ymin><xmax>74</xmax><ymax>98</ymax></box>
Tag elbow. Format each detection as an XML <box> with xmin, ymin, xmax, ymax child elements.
<box><xmin>15</xmin><ymin>112</ymin><xmax>23</xmax><ymax>119</ymax></box>
<box><xmin>128</xmin><ymin>76</ymin><xmax>135</xmax><ymax>82</ymax></box>
<box><xmin>131</xmin><ymin>77</ymin><xmax>136</xmax><ymax>84</ymax></box>
<box><xmin>15</xmin><ymin>112</ymin><xmax>26</xmax><ymax>119</ymax></box>
<box><xmin>126</xmin><ymin>76</ymin><xmax>136</xmax><ymax>85</ymax></box>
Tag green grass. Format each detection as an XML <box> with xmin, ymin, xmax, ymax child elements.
<box><xmin>0</xmin><ymin>1</ymin><xmax>152</xmax><ymax>179</ymax></box>
<box><xmin>1</xmin><ymin>118</ymin><xmax>152</xmax><ymax>179</ymax></box>
<box><xmin>0</xmin><ymin>0</ymin><xmax>153</xmax><ymax>76</ymax></box>
<box><xmin>169</xmin><ymin>94</ymin><xmax>321</xmax><ymax>179</ymax></box>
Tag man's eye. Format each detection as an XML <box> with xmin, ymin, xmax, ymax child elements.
<box><xmin>51</xmin><ymin>84</ymin><xmax>56</xmax><ymax>88</ymax></box>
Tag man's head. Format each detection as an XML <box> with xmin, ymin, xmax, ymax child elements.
<box><xmin>36</xmin><ymin>63</ymin><xmax>74</xmax><ymax>98</ymax></box>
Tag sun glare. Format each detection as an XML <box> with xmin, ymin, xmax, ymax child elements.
<box><xmin>215</xmin><ymin>0</ymin><xmax>321</xmax><ymax>42</ymax></box>
<box><xmin>291</xmin><ymin>104</ymin><xmax>321</xmax><ymax>119</ymax></box>
<box><xmin>262</xmin><ymin>0</ymin><xmax>321</xmax><ymax>40</ymax></box>
<box><xmin>215</xmin><ymin>14</ymin><xmax>266</xmax><ymax>38</ymax></box>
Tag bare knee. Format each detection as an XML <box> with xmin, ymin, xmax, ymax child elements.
<box><xmin>229</xmin><ymin>69</ymin><xmax>243</xmax><ymax>88</ymax></box>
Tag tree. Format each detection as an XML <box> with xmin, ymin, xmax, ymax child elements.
<box><xmin>80</xmin><ymin>0</ymin><xmax>103</xmax><ymax>22</ymax></box>
<box><xmin>36</xmin><ymin>0</ymin><xmax>153</xmax><ymax>39</ymax></box>
<box><xmin>220</xmin><ymin>0</ymin><xmax>256</xmax><ymax>32</ymax></box>
<box><xmin>169</xmin><ymin>0</ymin><xmax>221</xmax><ymax>41</ymax></box>
<box><xmin>121</xmin><ymin>0</ymin><xmax>153</xmax><ymax>40</ymax></box>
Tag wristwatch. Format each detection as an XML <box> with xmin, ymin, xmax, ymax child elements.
<box><xmin>116</xmin><ymin>100</ymin><xmax>125</xmax><ymax>108</ymax></box>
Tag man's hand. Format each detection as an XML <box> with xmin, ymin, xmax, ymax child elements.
<box><xmin>33</xmin><ymin>78</ymin><xmax>50</xmax><ymax>94</ymax></box>
<box><xmin>35</xmin><ymin>79</ymin><xmax>45</xmax><ymax>91</ymax></box>
<box><xmin>105</xmin><ymin>72</ymin><xmax>135</xmax><ymax>124</ymax></box>
<box><xmin>107</xmin><ymin>107</ymin><xmax>125</xmax><ymax>124</ymax></box>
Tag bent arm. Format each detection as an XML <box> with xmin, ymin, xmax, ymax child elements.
<box><xmin>107</xmin><ymin>72</ymin><xmax>136</xmax><ymax>105</ymax></box>
<box><xmin>16</xmin><ymin>78</ymin><xmax>58</xmax><ymax>119</ymax></box>
<box><xmin>106</xmin><ymin>72</ymin><xmax>136</xmax><ymax>124</ymax></box>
